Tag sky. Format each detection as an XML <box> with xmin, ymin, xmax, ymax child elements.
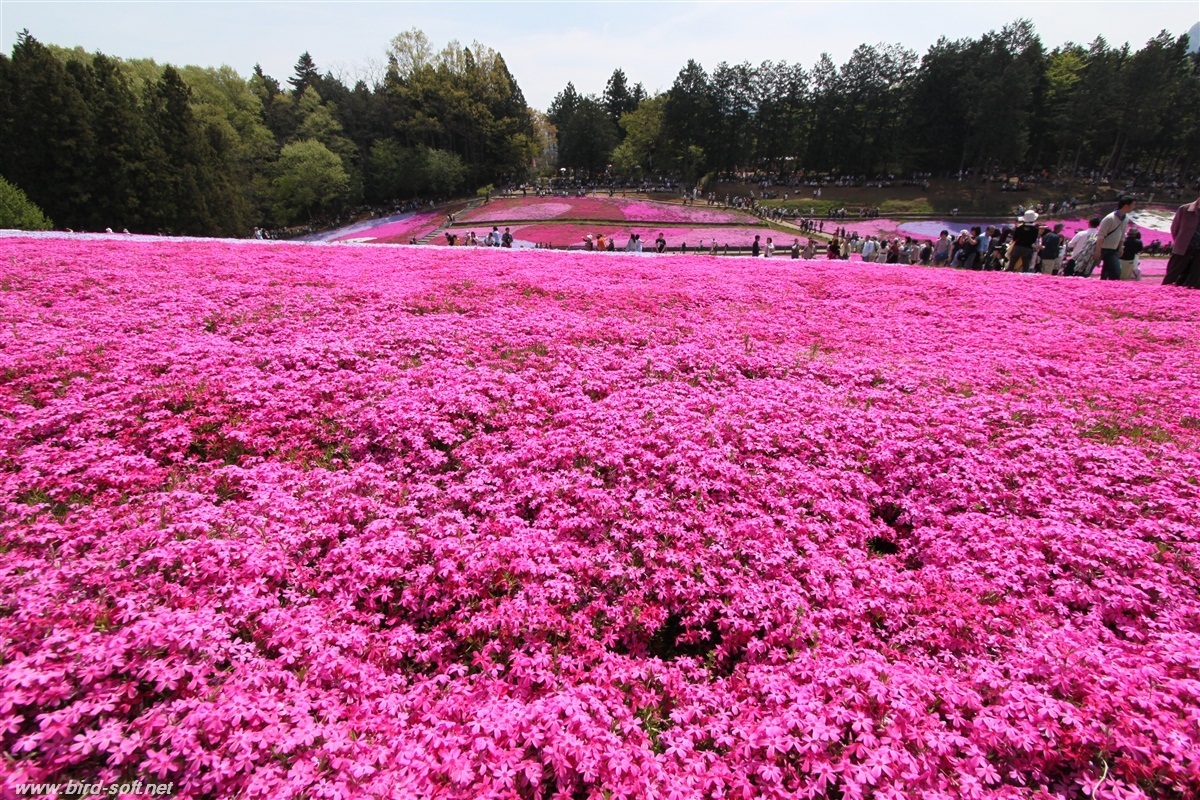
<box><xmin>2</xmin><ymin>1</ymin><xmax>1197</xmax><ymax>110</ymax></box>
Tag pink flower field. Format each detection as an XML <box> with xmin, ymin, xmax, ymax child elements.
<box><xmin>445</xmin><ymin>223</ymin><xmax>775</xmax><ymax>249</ymax></box>
<box><xmin>458</xmin><ymin>197</ymin><xmax>758</xmax><ymax>226</ymax></box>
<box><xmin>330</xmin><ymin>210</ymin><xmax>445</xmax><ymax>244</ymax></box>
<box><xmin>3</xmin><ymin>235</ymin><xmax>1200</xmax><ymax>799</ymax></box>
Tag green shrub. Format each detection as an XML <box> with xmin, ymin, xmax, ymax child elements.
<box><xmin>0</xmin><ymin>176</ymin><xmax>53</xmax><ymax>230</ymax></box>
<box><xmin>878</xmin><ymin>198</ymin><xmax>934</xmax><ymax>214</ymax></box>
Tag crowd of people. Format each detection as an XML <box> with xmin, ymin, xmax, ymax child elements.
<box><xmin>819</xmin><ymin>195</ymin><xmax>1200</xmax><ymax>288</ymax></box>
<box><xmin>345</xmin><ymin>175</ymin><xmax>1200</xmax><ymax>288</ymax></box>
<box><xmin>440</xmin><ymin>226</ymin><xmax>515</xmax><ymax>248</ymax></box>
<box><xmin>546</xmin><ymin>193</ymin><xmax>1200</xmax><ymax>290</ymax></box>
<box><xmin>829</xmin><ymin>210</ymin><xmax>1127</xmax><ymax>276</ymax></box>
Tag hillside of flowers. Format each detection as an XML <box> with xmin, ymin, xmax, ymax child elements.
<box><xmin>2</xmin><ymin>235</ymin><xmax>1199</xmax><ymax>799</ymax></box>
<box><xmin>446</xmin><ymin>223</ymin><xmax>776</xmax><ymax>250</ymax></box>
<box><xmin>457</xmin><ymin>196</ymin><xmax>758</xmax><ymax>225</ymax></box>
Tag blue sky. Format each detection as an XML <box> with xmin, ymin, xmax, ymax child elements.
<box><xmin>2</xmin><ymin>1</ymin><xmax>1196</xmax><ymax>109</ymax></box>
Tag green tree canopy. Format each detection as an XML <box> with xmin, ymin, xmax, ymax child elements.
<box><xmin>272</xmin><ymin>138</ymin><xmax>351</xmax><ymax>223</ymax></box>
<box><xmin>0</xmin><ymin>175</ymin><xmax>53</xmax><ymax>229</ymax></box>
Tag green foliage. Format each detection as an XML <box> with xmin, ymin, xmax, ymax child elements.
<box><xmin>272</xmin><ymin>139</ymin><xmax>350</xmax><ymax>223</ymax></box>
<box><xmin>553</xmin><ymin>94</ymin><xmax>619</xmax><ymax>174</ymax></box>
<box><xmin>0</xmin><ymin>31</ymin><xmax>95</xmax><ymax>227</ymax></box>
<box><xmin>0</xmin><ymin>28</ymin><xmax>534</xmax><ymax>236</ymax></box>
<box><xmin>0</xmin><ymin>175</ymin><xmax>53</xmax><ymax>229</ymax></box>
<box><xmin>3</xmin><ymin>21</ymin><xmax>1196</xmax><ymax>237</ymax></box>
<box><xmin>141</xmin><ymin>65</ymin><xmax>251</xmax><ymax>236</ymax></box>
<box><xmin>288</xmin><ymin>51</ymin><xmax>320</xmax><ymax>96</ymax></box>
<box><xmin>422</xmin><ymin>148</ymin><xmax>468</xmax><ymax>195</ymax></box>
<box><xmin>368</xmin><ymin>140</ymin><xmax>466</xmax><ymax>200</ymax></box>
<box><xmin>661</xmin><ymin>60</ymin><xmax>718</xmax><ymax>176</ymax></box>
<box><xmin>603</xmin><ymin>68</ymin><xmax>644</xmax><ymax>133</ymax></box>
<box><xmin>383</xmin><ymin>33</ymin><xmax>535</xmax><ymax>186</ymax></box>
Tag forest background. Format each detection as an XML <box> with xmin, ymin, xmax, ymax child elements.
<box><xmin>1</xmin><ymin>21</ymin><xmax>1197</xmax><ymax>236</ymax></box>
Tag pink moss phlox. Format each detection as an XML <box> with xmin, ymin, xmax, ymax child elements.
<box><xmin>2</xmin><ymin>237</ymin><xmax>1199</xmax><ymax>798</ymax></box>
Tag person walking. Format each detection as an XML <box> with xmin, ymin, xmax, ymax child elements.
<box><xmin>1008</xmin><ymin>211</ymin><xmax>1040</xmax><ymax>272</ymax></box>
<box><xmin>885</xmin><ymin>238</ymin><xmax>900</xmax><ymax>264</ymax></box>
<box><xmin>963</xmin><ymin>227</ymin><xmax>983</xmax><ymax>270</ymax></box>
<box><xmin>828</xmin><ymin>236</ymin><xmax>841</xmax><ymax>260</ymax></box>
<box><xmin>1066</xmin><ymin>218</ymin><xmax>1101</xmax><ymax>277</ymax></box>
<box><xmin>1096</xmin><ymin>196</ymin><xmax>1136</xmax><ymax>281</ymax></box>
<box><xmin>981</xmin><ymin>226</ymin><xmax>1003</xmax><ymax>271</ymax></box>
<box><xmin>975</xmin><ymin>226</ymin><xmax>991</xmax><ymax>269</ymax></box>
<box><xmin>918</xmin><ymin>240</ymin><xmax>933</xmax><ymax>266</ymax></box>
<box><xmin>1038</xmin><ymin>223</ymin><xmax>1065</xmax><ymax>275</ymax></box>
<box><xmin>932</xmin><ymin>231</ymin><xmax>951</xmax><ymax>266</ymax></box>
<box><xmin>862</xmin><ymin>236</ymin><xmax>879</xmax><ymax>263</ymax></box>
<box><xmin>1118</xmin><ymin>228</ymin><xmax>1142</xmax><ymax>280</ymax></box>
<box><xmin>1163</xmin><ymin>194</ymin><xmax>1200</xmax><ymax>287</ymax></box>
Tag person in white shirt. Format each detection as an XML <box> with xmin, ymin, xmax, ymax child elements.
<box><xmin>861</xmin><ymin>236</ymin><xmax>878</xmax><ymax>262</ymax></box>
<box><xmin>1096</xmin><ymin>196</ymin><xmax>1136</xmax><ymax>281</ymax></box>
<box><xmin>1066</xmin><ymin>218</ymin><xmax>1101</xmax><ymax>277</ymax></box>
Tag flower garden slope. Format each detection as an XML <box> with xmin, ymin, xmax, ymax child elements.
<box><xmin>2</xmin><ymin>236</ymin><xmax>1199</xmax><ymax>799</ymax></box>
<box><xmin>457</xmin><ymin>196</ymin><xmax>759</xmax><ymax>225</ymax></box>
<box><xmin>446</xmin><ymin>223</ymin><xmax>775</xmax><ymax>249</ymax></box>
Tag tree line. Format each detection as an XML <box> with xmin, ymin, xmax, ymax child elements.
<box><xmin>1</xmin><ymin>21</ymin><xmax>1196</xmax><ymax>236</ymax></box>
<box><xmin>0</xmin><ymin>29</ymin><xmax>535</xmax><ymax>235</ymax></box>
<box><xmin>552</xmin><ymin>21</ymin><xmax>1200</xmax><ymax>186</ymax></box>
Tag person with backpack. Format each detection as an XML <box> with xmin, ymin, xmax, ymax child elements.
<box><xmin>1065</xmin><ymin>218</ymin><xmax>1101</xmax><ymax>277</ymax></box>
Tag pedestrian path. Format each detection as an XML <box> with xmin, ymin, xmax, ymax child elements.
<box><xmin>418</xmin><ymin>199</ymin><xmax>485</xmax><ymax>245</ymax></box>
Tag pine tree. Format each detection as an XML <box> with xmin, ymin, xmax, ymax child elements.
<box><xmin>80</xmin><ymin>53</ymin><xmax>150</xmax><ymax>230</ymax></box>
<box><xmin>1</xmin><ymin>31</ymin><xmax>95</xmax><ymax>228</ymax></box>
<box><xmin>289</xmin><ymin>51</ymin><xmax>320</xmax><ymax>96</ymax></box>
